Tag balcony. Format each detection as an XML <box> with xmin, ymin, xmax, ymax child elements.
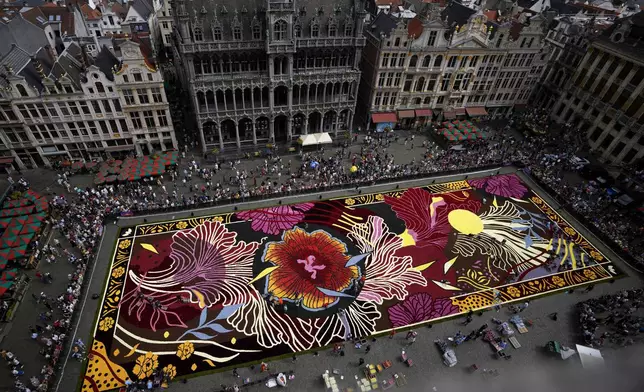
<box><xmin>268</xmin><ymin>0</ymin><xmax>295</xmax><ymax>12</ymax></box>
<box><xmin>267</xmin><ymin>41</ymin><xmax>296</xmax><ymax>55</ymax></box>
<box><xmin>181</xmin><ymin>41</ymin><xmax>264</xmax><ymax>53</ymax></box>
<box><xmin>194</xmin><ymin>72</ymin><xmax>270</xmax><ymax>85</ymax></box>
<box><xmin>297</xmin><ymin>37</ymin><xmax>365</xmax><ymax>48</ymax></box>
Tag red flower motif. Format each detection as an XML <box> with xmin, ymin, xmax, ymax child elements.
<box><xmin>236</xmin><ymin>203</ymin><xmax>314</xmax><ymax>235</ymax></box>
<box><xmin>263</xmin><ymin>227</ymin><xmax>359</xmax><ymax>310</ymax></box>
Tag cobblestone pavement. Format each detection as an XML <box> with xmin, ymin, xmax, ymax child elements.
<box><xmin>1</xmin><ymin>127</ymin><xmax>643</xmax><ymax>392</ymax></box>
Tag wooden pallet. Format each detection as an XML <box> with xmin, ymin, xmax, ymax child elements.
<box><xmin>509</xmin><ymin>336</ymin><xmax>521</xmax><ymax>348</ymax></box>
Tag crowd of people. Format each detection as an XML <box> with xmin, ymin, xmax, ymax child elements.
<box><xmin>577</xmin><ymin>289</ymin><xmax>644</xmax><ymax>348</ymax></box>
<box><xmin>1</xmin><ymin>108</ymin><xmax>643</xmax><ymax>391</ymax></box>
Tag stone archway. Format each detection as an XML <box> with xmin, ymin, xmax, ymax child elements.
<box><xmin>292</xmin><ymin>113</ymin><xmax>306</xmax><ymax>136</ymax></box>
<box><xmin>323</xmin><ymin>110</ymin><xmax>337</xmax><ymax>132</ymax></box>
<box><xmin>220</xmin><ymin>119</ymin><xmax>236</xmax><ymax>144</ymax></box>
<box><xmin>274</xmin><ymin>114</ymin><xmax>288</xmax><ymax>142</ymax></box>
<box><xmin>203</xmin><ymin>121</ymin><xmax>220</xmax><ymax>148</ymax></box>
<box><xmin>308</xmin><ymin>112</ymin><xmax>322</xmax><ymax>133</ymax></box>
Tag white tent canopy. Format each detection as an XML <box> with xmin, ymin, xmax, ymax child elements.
<box><xmin>298</xmin><ymin>132</ymin><xmax>332</xmax><ymax>147</ymax></box>
<box><xmin>576</xmin><ymin>344</ymin><xmax>604</xmax><ymax>369</ymax></box>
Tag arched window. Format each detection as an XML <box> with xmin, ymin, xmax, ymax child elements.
<box><xmin>252</xmin><ymin>24</ymin><xmax>261</xmax><ymax>40</ymax></box>
<box><xmin>344</xmin><ymin>23</ymin><xmax>353</xmax><ymax>36</ymax></box>
<box><xmin>213</xmin><ymin>27</ymin><xmax>222</xmax><ymax>41</ymax></box>
<box><xmin>16</xmin><ymin>84</ymin><xmax>28</xmax><ymax>97</ymax></box>
<box><xmin>311</xmin><ymin>24</ymin><xmax>319</xmax><ymax>38</ymax></box>
<box><xmin>274</xmin><ymin>20</ymin><xmax>287</xmax><ymax>41</ymax></box>
<box><xmin>423</xmin><ymin>97</ymin><xmax>431</xmax><ymax>104</ymax></box>
<box><xmin>413</xmin><ymin>97</ymin><xmax>421</xmax><ymax>105</ymax></box>
<box><xmin>409</xmin><ymin>55</ymin><xmax>418</xmax><ymax>67</ymax></box>
<box><xmin>233</xmin><ymin>26</ymin><xmax>242</xmax><ymax>40</ymax></box>
<box><xmin>422</xmin><ymin>55</ymin><xmax>431</xmax><ymax>67</ymax></box>
<box><xmin>193</xmin><ymin>28</ymin><xmax>203</xmax><ymax>41</ymax></box>
<box><xmin>294</xmin><ymin>25</ymin><xmax>301</xmax><ymax>38</ymax></box>
<box><xmin>329</xmin><ymin>23</ymin><xmax>337</xmax><ymax>37</ymax></box>
<box><xmin>95</xmin><ymin>82</ymin><xmax>105</xmax><ymax>93</ymax></box>
<box><xmin>434</xmin><ymin>55</ymin><xmax>443</xmax><ymax>67</ymax></box>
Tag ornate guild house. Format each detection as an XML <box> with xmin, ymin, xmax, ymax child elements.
<box><xmin>171</xmin><ymin>0</ymin><xmax>367</xmax><ymax>152</ymax></box>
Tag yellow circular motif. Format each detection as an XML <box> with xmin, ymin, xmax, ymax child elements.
<box><xmin>132</xmin><ymin>352</ymin><xmax>158</xmax><ymax>379</ymax></box>
<box><xmin>176</xmin><ymin>342</ymin><xmax>194</xmax><ymax>360</ymax></box>
<box><xmin>212</xmin><ymin>216</ymin><xmax>224</xmax><ymax>223</ymax></box>
<box><xmin>176</xmin><ymin>221</ymin><xmax>188</xmax><ymax>229</ymax></box>
<box><xmin>111</xmin><ymin>267</ymin><xmax>125</xmax><ymax>279</ymax></box>
<box><xmin>583</xmin><ymin>269</ymin><xmax>597</xmax><ymax>280</ymax></box>
<box><xmin>564</xmin><ymin>227</ymin><xmax>577</xmax><ymax>237</ymax></box>
<box><xmin>162</xmin><ymin>364</ymin><xmax>177</xmax><ymax>380</ymax></box>
<box><xmin>375</xmin><ymin>194</ymin><xmax>385</xmax><ymax>201</ymax></box>
<box><xmin>506</xmin><ymin>286</ymin><xmax>521</xmax><ymax>298</ymax></box>
<box><xmin>448</xmin><ymin>209</ymin><xmax>483</xmax><ymax>235</ymax></box>
<box><xmin>98</xmin><ymin>317</ymin><xmax>115</xmax><ymax>331</ymax></box>
<box><xmin>551</xmin><ymin>276</ymin><xmax>566</xmax><ymax>287</ymax></box>
<box><xmin>590</xmin><ymin>250</ymin><xmax>604</xmax><ymax>261</ymax></box>
<box><xmin>345</xmin><ymin>198</ymin><xmax>356</xmax><ymax>206</ymax></box>
<box><xmin>119</xmin><ymin>239</ymin><xmax>131</xmax><ymax>249</ymax></box>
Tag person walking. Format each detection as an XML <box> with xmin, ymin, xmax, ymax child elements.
<box><xmin>358</xmin><ymin>358</ymin><xmax>365</xmax><ymax>366</ymax></box>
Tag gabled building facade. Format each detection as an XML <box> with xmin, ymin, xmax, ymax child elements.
<box><xmin>172</xmin><ymin>0</ymin><xmax>367</xmax><ymax>153</ymax></box>
<box><xmin>356</xmin><ymin>2</ymin><xmax>547</xmax><ymax>129</ymax></box>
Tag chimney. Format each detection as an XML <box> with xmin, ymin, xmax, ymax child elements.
<box><xmin>31</xmin><ymin>56</ymin><xmax>46</xmax><ymax>79</ymax></box>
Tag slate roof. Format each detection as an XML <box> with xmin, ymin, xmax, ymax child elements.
<box><xmin>181</xmin><ymin>0</ymin><xmax>359</xmax><ymax>41</ymax></box>
<box><xmin>441</xmin><ymin>1</ymin><xmax>476</xmax><ymax>28</ymax></box>
<box><xmin>597</xmin><ymin>11</ymin><xmax>644</xmax><ymax>61</ymax></box>
<box><xmin>0</xmin><ymin>15</ymin><xmax>50</xmax><ymax>57</ymax></box>
<box><xmin>39</xmin><ymin>4</ymin><xmax>75</xmax><ymax>35</ymax></box>
<box><xmin>131</xmin><ymin>0</ymin><xmax>154</xmax><ymax>20</ymax></box>
<box><xmin>93</xmin><ymin>45</ymin><xmax>120</xmax><ymax>81</ymax></box>
<box><xmin>368</xmin><ymin>9</ymin><xmax>398</xmax><ymax>37</ymax></box>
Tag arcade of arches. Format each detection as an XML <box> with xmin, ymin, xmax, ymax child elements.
<box><xmin>201</xmin><ymin>109</ymin><xmax>352</xmax><ymax>149</ymax></box>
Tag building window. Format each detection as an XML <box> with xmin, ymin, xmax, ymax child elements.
<box><xmin>123</xmin><ymin>75</ymin><xmax>129</xmax><ymax>83</ymax></box>
<box><xmin>123</xmin><ymin>90</ymin><xmax>135</xmax><ymax>105</ymax></box>
<box><xmin>147</xmin><ymin>74</ymin><xmax>153</xmax><ymax>81</ymax></box>
<box><xmin>427</xmin><ymin>31</ymin><xmax>437</xmax><ymax>46</ymax></box>
<box><xmin>194</xmin><ymin>28</ymin><xmax>203</xmax><ymax>41</ymax></box>
<box><xmin>294</xmin><ymin>25</ymin><xmax>301</xmax><ymax>38</ymax></box>
<box><xmin>422</xmin><ymin>55</ymin><xmax>431</xmax><ymax>67</ymax></box>
<box><xmin>130</xmin><ymin>112</ymin><xmax>142</xmax><ymax>129</ymax></box>
<box><xmin>143</xmin><ymin>110</ymin><xmax>155</xmax><ymax>128</ymax></box>
<box><xmin>311</xmin><ymin>23</ymin><xmax>319</xmax><ymax>38</ymax></box>
<box><xmin>453</xmin><ymin>73</ymin><xmax>464</xmax><ymax>90</ymax></box>
<box><xmin>157</xmin><ymin>110</ymin><xmax>168</xmax><ymax>127</ymax></box>
<box><xmin>374</xmin><ymin>92</ymin><xmax>382</xmax><ymax>106</ymax></box>
<box><xmin>151</xmin><ymin>88</ymin><xmax>163</xmax><ymax>103</ymax></box>
<box><xmin>213</xmin><ymin>27</ymin><xmax>222</xmax><ymax>41</ymax></box>
<box><xmin>447</xmin><ymin>56</ymin><xmax>457</xmax><ymax>68</ymax></box>
<box><xmin>137</xmin><ymin>89</ymin><xmax>149</xmax><ymax>104</ymax></box>
<box><xmin>17</xmin><ymin>85</ymin><xmax>28</xmax><ymax>97</ymax></box>
<box><xmin>441</xmin><ymin>73</ymin><xmax>451</xmax><ymax>91</ymax></box>
<box><xmin>434</xmin><ymin>55</ymin><xmax>443</xmax><ymax>67</ymax></box>
<box><xmin>102</xmin><ymin>100</ymin><xmax>112</xmax><ymax>113</ymax></box>
<box><xmin>133</xmin><ymin>73</ymin><xmax>142</xmax><ymax>82</ymax></box>
<box><xmin>345</xmin><ymin>23</ymin><xmax>353</xmax><ymax>36</ymax></box>
<box><xmin>113</xmin><ymin>99</ymin><xmax>122</xmax><ymax>112</ymax></box>
<box><xmin>92</xmin><ymin>101</ymin><xmax>102</xmax><ymax>114</ymax></box>
<box><xmin>80</xmin><ymin>102</ymin><xmax>90</xmax><ymax>115</ymax></box>
<box><xmin>95</xmin><ymin>82</ymin><xmax>105</xmax><ymax>93</ymax></box>
<box><xmin>394</xmin><ymin>37</ymin><xmax>400</xmax><ymax>47</ymax></box>
<box><xmin>253</xmin><ymin>24</ymin><xmax>261</xmax><ymax>39</ymax></box>
<box><xmin>233</xmin><ymin>26</ymin><xmax>242</xmax><ymax>40</ymax></box>
<box><xmin>381</xmin><ymin>53</ymin><xmax>390</xmax><ymax>67</ymax></box>
<box><xmin>378</xmin><ymin>73</ymin><xmax>386</xmax><ymax>87</ymax></box>
<box><xmin>495</xmin><ymin>34</ymin><xmax>504</xmax><ymax>48</ymax></box>
<box><xmin>329</xmin><ymin>23</ymin><xmax>337</xmax><ymax>37</ymax></box>
<box><xmin>274</xmin><ymin>20</ymin><xmax>287</xmax><ymax>41</ymax></box>
<box><xmin>409</xmin><ymin>55</ymin><xmax>418</xmax><ymax>68</ymax></box>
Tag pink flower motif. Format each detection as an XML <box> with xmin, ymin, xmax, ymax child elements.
<box><xmin>468</xmin><ymin>174</ymin><xmax>528</xmax><ymax>199</ymax></box>
<box><xmin>236</xmin><ymin>203</ymin><xmax>314</xmax><ymax>235</ymax></box>
<box><xmin>130</xmin><ymin>221</ymin><xmax>261</xmax><ymax>308</ymax></box>
<box><xmin>387</xmin><ymin>293</ymin><xmax>459</xmax><ymax>327</ymax></box>
<box><xmin>120</xmin><ymin>288</ymin><xmax>188</xmax><ymax>332</ymax></box>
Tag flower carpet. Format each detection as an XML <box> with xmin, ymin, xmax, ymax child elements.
<box><xmin>82</xmin><ymin>173</ymin><xmax>624</xmax><ymax>391</ymax></box>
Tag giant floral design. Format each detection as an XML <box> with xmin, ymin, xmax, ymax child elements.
<box><xmin>387</xmin><ymin>293</ymin><xmax>459</xmax><ymax>327</ymax></box>
<box><xmin>132</xmin><ymin>352</ymin><xmax>158</xmax><ymax>379</ymax></box>
<box><xmin>313</xmin><ymin>216</ymin><xmax>426</xmax><ymax>345</ymax></box>
<box><xmin>262</xmin><ymin>228</ymin><xmax>359</xmax><ymax>310</ymax></box>
<box><xmin>128</xmin><ymin>221</ymin><xmax>261</xmax><ymax>309</ymax></box>
<box><xmin>236</xmin><ymin>203</ymin><xmax>314</xmax><ymax>235</ymax></box>
<box><xmin>468</xmin><ymin>174</ymin><xmax>528</xmax><ymax>199</ymax></box>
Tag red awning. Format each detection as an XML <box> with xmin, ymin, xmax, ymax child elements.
<box><xmin>465</xmin><ymin>107</ymin><xmax>488</xmax><ymax>116</ymax></box>
<box><xmin>415</xmin><ymin>109</ymin><xmax>433</xmax><ymax>117</ymax></box>
<box><xmin>371</xmin><ymin>112</ymin><xmax>398</xmax><ymax>123</ymax></box>
<box><xmin>398</xmin><ymin>110</ymin><xmax>416</xmax><ymax>118</ymax></box>
<box><xmin>443</xmin><ymin>111</ymin><xmax>456</xmax><ymax>119</ymax></box>
<box><xmin>0</xmin><ymin>157</ymin><xmax>14</xmax><ymax>165</ymax></box>
<box><xmin>455</xmin><ymin>108</ymin><xmax>467</xmax><ymax>116</ymax></box>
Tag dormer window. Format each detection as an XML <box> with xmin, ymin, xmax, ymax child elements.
<box><xmin>194</xmin><ymin>28</ymin><xmax>203</xmax><ymax>41</ymax></box>
<box><xmin>16</xmin><ymin>84</ymin><xmax>28</xmax><ymax>97</ymax></box>
<box><xmin>311</xmin><ymin>23</ymin><xmax>319</xmax><ymax>38</ymax></box>
<box><xmin>344</xmin><ymin>24</ymin><xmax>353</xmax><ymax>36</ymax></box>
<box><xmin>252</xmin><ymin>24</ymin><xmax>261</xmax><ymax>40</ymax></box>
<box><xmin>233</xmin><ymin>26</ymin><xmax>242</xmax><ymax>40</ymax></box>
<box><xmin>329</xmin><ymin>23</ymin><xmax>337</xmax><ymax>37</ymax></box>
<box><xmin>294</xmin><ymin>25</ymin><xmax>301</xmax><ymax>38</ymax></box>
<box><xmin>213</xmin><ymin>27</ymin><xmax>222</xmax><ymax>41</ymax></box>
